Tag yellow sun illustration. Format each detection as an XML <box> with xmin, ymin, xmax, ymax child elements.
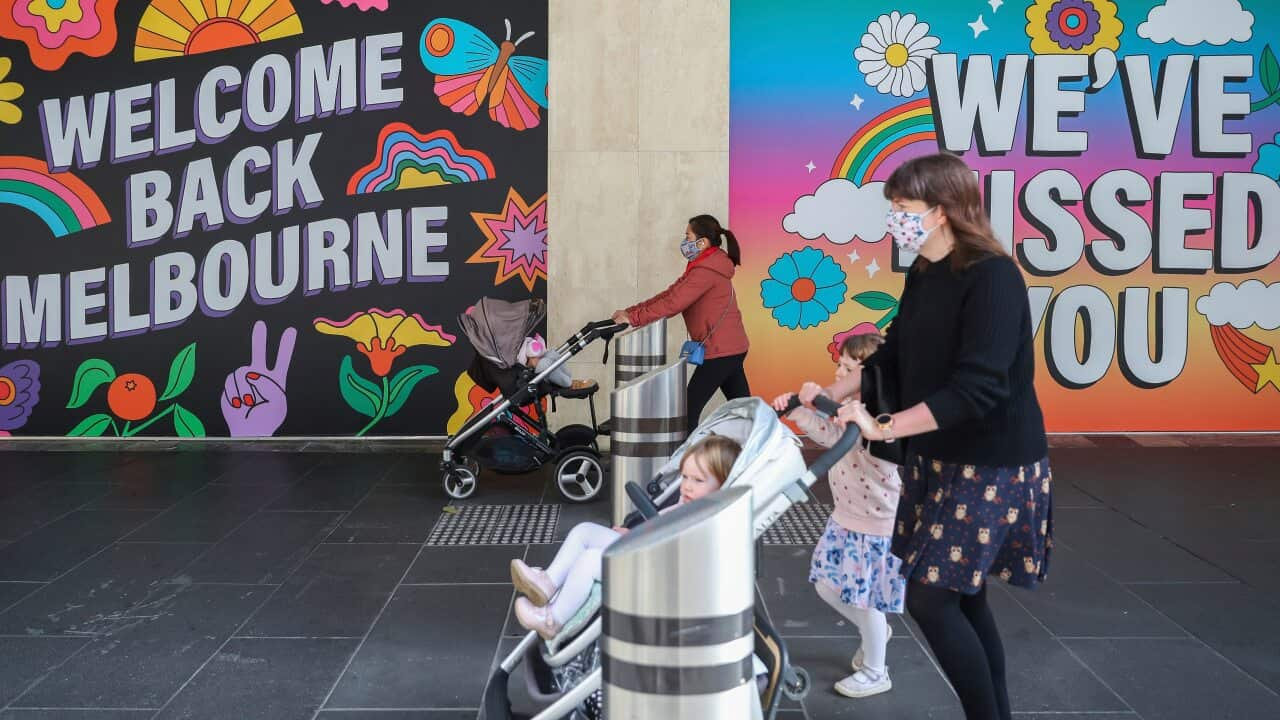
<box><xmin>134</xmin><ymin>0</ymin><xmax>303</xmax><ymax>63</ymax></box>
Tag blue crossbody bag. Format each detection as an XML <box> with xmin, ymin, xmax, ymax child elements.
<box><xmin>679</xmin><ymin>288</ymin><xmax>733</xmax><ymax>367</ymax></box>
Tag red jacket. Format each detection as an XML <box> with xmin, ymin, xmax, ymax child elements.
<box><xmin>626</xmin><ymin>248</ymin><xmax>749</xmax><ymax>360</ymax></box>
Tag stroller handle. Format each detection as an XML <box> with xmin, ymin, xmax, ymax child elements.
<box><xmin>774</xmin><ymin>392</ymin><xmax>842</xmax><ymax>419</ymax></box>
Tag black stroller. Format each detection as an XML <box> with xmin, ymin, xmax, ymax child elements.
<box><xmin>441</xmin><ymin>297</ymin><xmax>626</xmax><ymax>502</ymax></box>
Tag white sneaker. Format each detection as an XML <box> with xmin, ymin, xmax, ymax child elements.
<box><xmin>851</xmin><ymin>624</ymin><xmax>893</xmax><ymax>670</ymax></box>
<box><xmin>834</xmin><ymin>667</ymin><xmax>892</xmax><ymax>698</ymax></box>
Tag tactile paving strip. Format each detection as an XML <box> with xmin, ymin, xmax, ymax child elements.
<box><xmin>426</xmin><ymin>504</ymin><xmax>560</xmax><ymax>545</ymax></box>
<box><xmin>760</xmin><ymin>502</ymin><xmax>834</xmax><ymax>545</ymax></box>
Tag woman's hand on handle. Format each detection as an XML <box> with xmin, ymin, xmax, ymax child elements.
<box><xmin>837</xmin><ymin>401</ymin><xmax>882</xmax><ymax>440</ymax></box>
<box><xmin>611</xmin><ymin>310</ymin><xmax>631</xmax><ymax>325</ymax></box>
<box><xmin>834</xmin><ymin>401</ymin><xmax>941</xmax><ymax>442</ymax></box>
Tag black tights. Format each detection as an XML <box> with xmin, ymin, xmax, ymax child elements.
<box><xmin>685</xmin><ymin>353</ymin><xmax>749</xmax><ymax>434</ymax></box>
<box><xmin>906</xmin><ymin>582</ymin><xmax>1011</xmax><ymax>720</ymax></box>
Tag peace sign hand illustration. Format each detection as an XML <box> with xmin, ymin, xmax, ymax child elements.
<box><xmin>221</xmin><ymin>321</ymin><xmax>297</xmax><ymax>437</ymax></box>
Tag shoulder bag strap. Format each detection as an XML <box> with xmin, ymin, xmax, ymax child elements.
<box><xmin>697</xmin><ymin>285</ymin><xmax>735</xmax><ymax>343</ymax></box>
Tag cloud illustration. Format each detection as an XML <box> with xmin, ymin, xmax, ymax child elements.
<box><xmin>1196</xmin><ymin>280</ymin><xmax>1280</xmax><ymax>330</ymax></box>
<box><xmin>783</xmin><ymin>179</ymin><xmax>890</xmax><ymax>245</ymax></box>
<box><xmin>1137</xmin><ymin>0</ymin><xmax>1253</xmax><ymax>46</ymax></box>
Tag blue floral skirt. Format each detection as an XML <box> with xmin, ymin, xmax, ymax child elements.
<box><xmin>892</xmin><ymin>455</ymin><xmax>1054</xmax><ymax>594</ymax></box>
<box><xmin>809</xmin><ymin>519</ymin><xmax>906</xmax><ymax>613</ymax></box>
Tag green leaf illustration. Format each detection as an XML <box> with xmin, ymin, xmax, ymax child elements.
<box><xmin>1262</xmin><ymin>44</ymin><xmax>1279</xmax><ymax>95</ymax></box>
<box><xmin>852</xmin><ymin>291</ymin><xmax>899</xmax><ymax>311</ymax></box>
<box><xmin>158</xmin><ymin>342</ymin><xmax>197</xmax><ymax>402</ymax></box>
<box><xmin>1250</xmin><ymin>45</ymin><xmax>1280</xmax><ymax>112</ymax></box>
<box><xmin>67</xmin><ymin>413</ymin><xmax>114</xmax><ymax>437</ymax></box>
<box><xmin>66</xmin><ymin>359</ymin><xmax>116</xmax><ymax>409</ymax></box>
<box><xmin>172</xmin><ymin>404</ymin><xmax>206</xmax><ymax>437</ymax></box>
<box><xmin>383</xmin><ymin>365</ymin><xmax>440</xmax><ymax>419</ymax></box>
<box><xmin>339</xmin><ymin>355</ymin><xmax>382</xmax><ymax>418</ymax></box>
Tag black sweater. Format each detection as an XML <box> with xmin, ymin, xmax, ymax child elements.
<box><xmin>866</xmin><ymin>253</ymin><xmax>1048</xmax><ymax>467</ymax></box>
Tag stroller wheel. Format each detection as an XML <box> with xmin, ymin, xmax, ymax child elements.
<box><xmin>443</xmin><ymin>466</ymin><xmax>478</xmax><ymax>500</ymax></box>
<box><xmin>782</xmin><ymin>665</ymin><xmax>810</xmax><ymax>701</ymax></box>
<box><xmin>554</xmin><ymin>451</ymin><xmax>605</xmax><ymax>504</ymax></box>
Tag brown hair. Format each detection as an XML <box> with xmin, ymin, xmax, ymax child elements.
<box><xmin>682</xmin><ymin>434</ymin><xmax>742</xmax><ymax>486</ymax></box>
<box><xmin>883</xmin><ymin>153</ymin><xmax>1007</xmax><ymax>270</ymax></box>
<box><xmin>689</xmin><ymin>214</ymin><xmax>742</xmax><ymax>266</ymax></box>
<box><xmin>839</xmin><ymin>332</ymin><xmax>884</xmax><ymax>362</ymax></box>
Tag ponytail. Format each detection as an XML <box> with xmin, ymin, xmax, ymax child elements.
<box><xmin>719</xmin><ymin>228</ymin><xmax>741</xmax><ymax>266</ymax></box>
<box><xmin>688</xmin><ymin>214</ymin><xmax>742</xmax><ymax>266</ymax></box>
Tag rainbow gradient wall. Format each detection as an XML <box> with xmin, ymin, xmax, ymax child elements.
<box><xmin>731</xmin><ymin>0</ymin><xmax>1280</xmax><ymax>432</ymax></box>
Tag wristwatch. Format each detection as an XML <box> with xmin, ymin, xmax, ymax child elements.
<box><xmin>875</xmin><ymin>413</ymin><xmax>896</xmax><ymax>443</ymax></box>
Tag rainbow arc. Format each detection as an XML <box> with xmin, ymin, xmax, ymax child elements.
<box><xmin>0</xmin><ymin>156</ymin><xmax>110</xmax><ymax>237</ymax></box>
<box><xmin>831</xmin><ymin>98</ymin><xmax>937</xmax><ymax>185</ymax></box>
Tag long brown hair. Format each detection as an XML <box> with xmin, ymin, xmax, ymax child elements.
<box><xmin>883</xmin><ymin>153</ymin><xmax>1006</xmax><ymax>270</ymax></box>
<box><xmin>688</xmin><ymin>214</ymin><xmax>742</xmax><ymax>266</ymax></box>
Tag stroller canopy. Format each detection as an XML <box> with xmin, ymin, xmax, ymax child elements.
<box><xmin>460</xmin><ymin>297</ymin><xmax>546</xmax><ymax>370</ymax></box>
<box><xmin>651</xmin><ymin>398</ymin><xmax>808</xmax><ymax>502</ymax></box>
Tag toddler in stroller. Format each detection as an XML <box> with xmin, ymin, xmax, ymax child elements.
<box><xmin>509</xmin><ymin>435</ymin><xmax>742</xmax><ymax>640</ymax></box>
<box><xmin>485</xmin><ymin>396</ymin><xmax>862</xmax><ymax>720</ymax></box>
<box><xmin>441</xmin><ymin>298</ymin><xmax>624</xmax><ymax>502</ymax></box>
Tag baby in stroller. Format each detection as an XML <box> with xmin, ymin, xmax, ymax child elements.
<box><xmin>517</xmin><ymin>334</ymin><xmax>597</xmax><ymax>392</ymax></box>
<box><xmin>510</xmin><ymin>435</ymin><xmax>741</xmax><ymax>639</ymax></box>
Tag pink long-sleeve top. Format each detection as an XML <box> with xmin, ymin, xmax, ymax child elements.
<box><xmin>791</xmin><ymin>406</ymin><xmax>902</xmax><ymax>537</ymax></box>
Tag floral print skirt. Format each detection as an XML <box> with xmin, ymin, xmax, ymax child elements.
<box><xmin>809</xmin><ymin>519</ymin><xmax>906</xmax><ymax>613</ymax></box>
<box><xmin>892</xmin><ymin>455</ymin><xmax>1054</xmax><ymax>594</ymax></box>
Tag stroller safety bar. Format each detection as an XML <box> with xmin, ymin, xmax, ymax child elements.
<box><xmin>545</xmin><ymin>618</ymin><xmax>603</xmax><ymax>667</ymax></box>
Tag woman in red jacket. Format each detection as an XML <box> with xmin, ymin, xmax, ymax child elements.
<box><xmin>612</xmin><ymin>214</ymin><xmax>751</xmax><ymax>434</ymax></box>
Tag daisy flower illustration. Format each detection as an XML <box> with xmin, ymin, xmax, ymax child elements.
<box><xmin>855</xmin><ymin>11</ymin><xmax>940</xmax><ymax>97</ymax></box>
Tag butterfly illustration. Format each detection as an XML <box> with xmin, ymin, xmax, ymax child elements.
<box><xmin>420</xmin><ymin>18</ymin><xmax>549</xmax><ymax>131</ymax></box>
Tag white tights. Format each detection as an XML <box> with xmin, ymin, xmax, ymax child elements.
<box><xmin>815</xmin><ymin>582</ymin><xmax>890</xmax><ymax>674</ymax></box>
<box><xmin>544</xmin><ymin>522</ymin><xmax>621</xmax><ymax>625</ymax></box>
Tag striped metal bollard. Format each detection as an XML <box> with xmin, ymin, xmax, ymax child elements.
<box><xmin>609</xmin><ymin>358</ymin><xmax>687</xmax><ymax>526</ymax></box>
<box><xmin>614</xmin><ymin>319</ymin><xmax>667</xmax><ymax>383</ymax></box>
<box><xmin>602</xmin><ymin>487</ymin><xmax>758</xmax><ymax>719</ymax></box>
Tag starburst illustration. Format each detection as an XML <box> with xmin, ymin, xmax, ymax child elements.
<box><xmin>469</xmin><ymin>188</ymin><xmax>549</xmax><ymax>292</ymax></box>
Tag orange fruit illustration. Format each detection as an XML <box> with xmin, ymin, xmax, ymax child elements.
<box><xmin>107</xmin><ymin>373</ymin><xmax>157</xmax><ymax>421</ymax></box>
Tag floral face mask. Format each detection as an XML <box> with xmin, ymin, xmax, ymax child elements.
<box><xmin>886</xmin><ymin>206</ymin><xmax>938</xmax><ymax>253</ymax></box>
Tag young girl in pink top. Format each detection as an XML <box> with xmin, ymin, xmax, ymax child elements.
<box><xmin>773</xmin><ymin>333</ymin><xmax>905</xmax><ymax>699</ymax></box>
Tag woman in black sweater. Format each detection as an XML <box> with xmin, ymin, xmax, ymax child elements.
<box><xmin>804</xmin><ymin>153</ymin><xmax>1052</xmax><ymax>720</ymax></box>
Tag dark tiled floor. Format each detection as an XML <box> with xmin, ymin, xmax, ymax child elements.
<box><xmin>0</xmin><ymin>447</ymin><xmax>1277</xmax><ymax>718</ymax></box>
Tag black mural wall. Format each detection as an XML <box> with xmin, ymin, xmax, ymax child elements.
<box><xmin>0</xmin><ymin>0</ymin><xmax>548</xmax><ymax>437</ymax></box>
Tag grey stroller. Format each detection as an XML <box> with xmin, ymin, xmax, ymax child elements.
<box><xmin>441</xmin><ymin>298</ymin><xmax>625</xmax><ymax>501</ymax></box>
<box><xmin>483</xmin><ymin>395</ymin><xmax>860</xmax><ymax>719</ymax></box>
